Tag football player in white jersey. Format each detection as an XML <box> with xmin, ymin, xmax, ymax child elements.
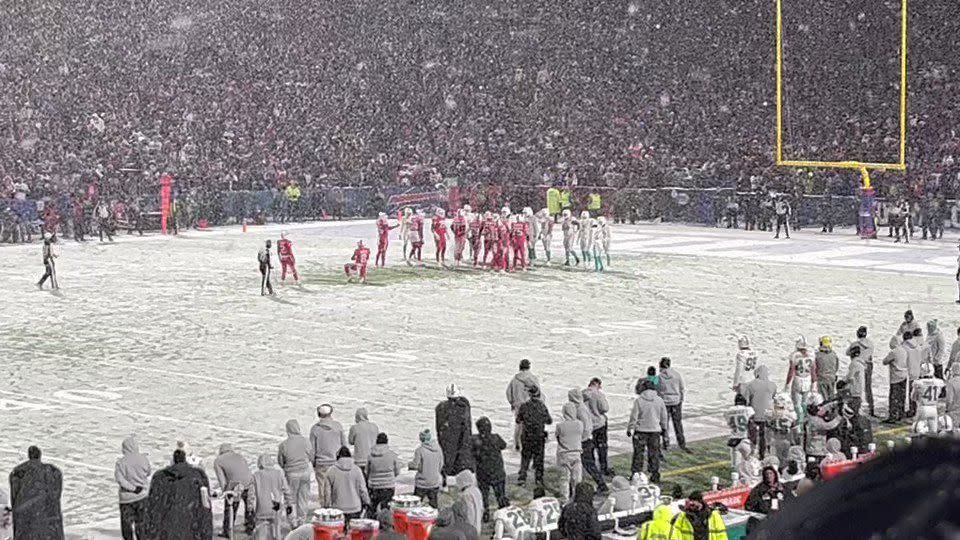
<box><xmin>726</xmin><ymin>394</ymin><xmax>754</xmax><ymax>470</ymax></box>
<box><xmin>911</xmin><ymin>363</ymin><xmax>946</xmax><ymax>435</ymax></box>
<box><xmin>785</xmin><ymin>336</ymin><xmax>818</xmax><ymax>423</ymax></box>
<box><xmin>732</xmin><ymin>336</ymin><xmax>758</xmax><ymax>398</ymax></box>
<box><xmin>493</xmin><ymin>505</ymin><xmax>532</xmax><ymax>540</ymax></box>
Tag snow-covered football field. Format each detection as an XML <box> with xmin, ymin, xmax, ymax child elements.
<box><xmin>1</xmin><ymin>220</ymin><xmax>958</xmax><ymax>531</ymax></box>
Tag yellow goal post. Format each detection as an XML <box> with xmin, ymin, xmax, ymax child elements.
<box><xmin>774</xmin><ymin>0</ymin><xmax>909</xmax><ymax>185</ymax></box>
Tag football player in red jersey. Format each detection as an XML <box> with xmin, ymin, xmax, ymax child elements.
<box><xmin>482</xmin><ymin>212</ymin><xmax>497</xmax><ymax>267</ymax></box>
<box><xmin>345</xmin><ymin>240</ymin><xmax>372</xmax><ymax>283</ymax></box>
<box><xmin>497</xmin><ymin>210</ymin><xmax>512</xmax><ymax>271</ymax></box>
<box><xmin>411</xmin><ymin>209</ymin><xmax>425</xmax><ymax>264</ymax></box>
<box><xmin>432</xmin><ymin>208</ymin><xmax>449</xmax><ymax>266</ymax></box>
<box><xmin>467</xmin><ymin>207</ymin><xmax>483</xmax><ymax>266</ymax></box>
<box><xmin>375</xmin><ymin>212</ymin><xmax>398</xmax><ymax>267</ymax></box>
<box><xmin>277</xmin><ymin>231</ymin><xmax>299</xmax><ymax>283</ymax></box>
<box><xmin>451</xmin><ymin>208</ymin><xmax>468</xmax><ymax>266</ymax></box>
<box><xmin>510</xmin><ymin>214</ymin><xmax>529</xmax><ymax>270</ymax></box>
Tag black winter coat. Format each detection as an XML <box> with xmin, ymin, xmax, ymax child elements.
<box><xmin>145</xmin><ymin>463</ymin><xmax>213</xmax><ymax>540</ymax></box>
<box><xmin>436</xmin><ymin>397</ymin><xmax>475</xmax><ymax>476</ymax></box>
<box><xmin>516</xmin><ymin>398</ymin><xmax>552</xmax><ymax>442</ymax></box>
<box><xmin>471</xmin><ymin>417</ymin><xmax>507</xmax><ymax>484</ymax></box>
<box><xmin>558</xmin><ymin>484</ymin><xmax>601</xmax><ymax>540</ymax></box>
<box><xmin>9</xmin><ymin>459</ymin><xmax>64</xmax><ymax>540</ymax></box>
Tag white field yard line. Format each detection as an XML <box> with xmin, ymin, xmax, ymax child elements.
<box><xmin>0</xmin><ymin>389</ymin><xmax>284</xmax><ymax>441</ymax></box>
<box><xmin>0</xmin><ymin>448</ymin><xmax>114</xmax><ymax>473</ymax></box>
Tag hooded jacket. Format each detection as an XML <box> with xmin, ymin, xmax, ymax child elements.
<box><xmin>366</xmin><ymin>443</ymin><xmax>402</xmax><ymax>489</ymax></box>
<box><xmin>815</xmin><ymin>347</ymin><xmax>839</xmax><ymax>381</ymax></box>
<box><xmin>277</xmin><ymin>419</ymin><xmax>314</xmax><ymax>475</ymax></box>
<box><xmin>249</xmin><ymin>454</ymin><xmax>291</xmax><ymax>521</ymax></box>
<box><xmin>116</xmin><ymin>436</ymin><xmax>152</xmax><ymax>504</ymax></box>
<box><xmin>326</xmin><ymin>456</ymin><xmax>370</xmax><ymax>514</ymax></box>
<box><xmin>883</xmin><ymin>338</ymin><xmax>909</xmax><ymax>383</ymax></box>
<box><xmin>516</xmin><ymin>395</ymin><xmax>553</xmax><ymax>442</ymax></box>
<box><xmin>410</xmin><ymin>439</ymin><xmax>445</xmax><ymax>489</ymax></box>
<box><xmin>657</xmin><ymin>367</ymin><xmax>685</xmax><ymax>406</ymax></box>
<box><xmin>309</xmin><ymin>416</ymin><xmax>348</xmax><ymax>468</ymax></box>
<box><xmin>9</xmin><ymin>457</ymin><xmax>64</xmax><ymax>540</ymax></box>
<box><xmin>928</xmin><ymin>323</ymin><xmax>946</xmax><ymax>366</ymax></box>
<box><xmin>556</xmin><ymin>402</ymin><xmax>585</xmax><ymax>456</ymax></box>
<box><xmin>558</xmin><ymin>483</ymin><xmax>601</xmax><ymax>540</ymax></box>
<box><xmin>567</xmin><ymin>389</ymin><xmax>593</xmax><ymax>439</ymax></box>
<box><xmin>145</xmin><ymin>461</ymin><xmax>212</xmax><ymax>540</ymax></box>
<box><xmin>903</xmin><ymin>339</ymin><xmax>924</xmax><ymax>379</ymax></box>
<box><xmin>949</xmin><ymin>338</ymin><xmax>960</xmax><ymax>374</ymax></box>
<box><xmin>506</xmin><ymin>370</ymin><xmax>539</xmax><ymax>409</ymax></box>
<box><xmin>638</xmin><ymin>505</ymin><xmax>676</xmax><ymax>540</ymax></box>
<box><xmin>436</xmin><ymin>396</ymin><xmax>475</xmax><ymax>476</ymax></box>
<box><xmin>581</xmin><ymin>386</ymin><xmax>609</xmax><ymax>430</ymax></box>
<box><xmin>470</xmin><ymin>417</ymin><xmax>507</xmax><ymax>484</ymax></box>
<box><xmin>743</xmin><ymin>365</ymin><xmax>777</xmax><ymax>420</ymax></box>
<box><xmin>348</xmin><ymin>408</ymin><xmax>380</xmax><ymax>467</ymax></box>
<box><xmin>597</xmin><ymin>476</ymin><xmax>634</xmax><ymax>514</ymax></box>
<box><xmin>846</xmin><ymin>337</ymin><xmax>874</xmax><ymax>364</ymax></box>
<box><xmin>455</xmin><ymin>470</ymin><xmax>483</xmax><ymax>534</ymax></box>
<box><xmin>736</xmin><ymin>440</ymin><xmax>761</xmax><ymax>486</ymax></box>
<box><xmin>845</xmin><ymin>356</ymin><xmax>866</xmax><ymax>399</ymax></box>
<box><xmin>628</xmin><ymin>389</ymin><xmax>669</xmax><ymax>434</ymax></box>
<box><xmin>213</xmin><ymin>443</ymin><xmax>253</xmax><ymax>492</ymax></box>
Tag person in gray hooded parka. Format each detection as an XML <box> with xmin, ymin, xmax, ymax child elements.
<box><xmin>454</xmin><ymin>469</ymin><xmax>484</xmax><ymax>534</ymax></box>
<box><xmin>556</xmin><ymin>402</ymin><xmax>584</xmax><ymax>501</ymax></box>
<box><xmin>326</xmin><ymin>447</ymin><xmax>370</xmax><ymax>519</ymax></box>
<box><xmin>248</xmin><ymin>453</ymin><xmax>291</xmax><ymax>539</ymax></box>
<box><xmin>567</xmin><ymin>389</ymin><xmax>606</xmax><ymax>492</ymax></box>
<box><xmin>277</xmin><ymin>419</ymin><xmax>314</xmax><ymax>527</ymax></box>
<box><xmin>214</xmin><ymin>443</ymin><xmax>255</xmax><ymax>536</ymax></box>
<box><xmin>505</xmin><ymin>359</ymin><xmax>539</xmax><ymax>449</ymax></box>
<box><xmin>115</xmin><ymin>436</ymin><xmax>152</xmax><ymax>540</ymax></box>
<box><xmin>348</xmin><ymin>408</ymin><xmax>379</xmax><ymax>477</ymax></box>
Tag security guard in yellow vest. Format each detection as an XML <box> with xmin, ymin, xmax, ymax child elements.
<box><xmin>588</xmin><ymin>192</ymin><xmax>602</xmax><ymax>213</ymax></box>
<box><xmin>639</xmin><ymin>498</ymin><xmax>728</xmax><ymax>540</ymax></box>
<box><xmin>547</xmin><ymin>187</ymin><xmax>561</xmax><ymax>220</ymax></box>
<box><xmin>560</xmin><ymin>188</ymin><xmax>573</xmax><ymax>214</ymax></box>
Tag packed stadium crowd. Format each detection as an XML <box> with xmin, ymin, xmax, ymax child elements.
<box><xmin>2</xmin><ymin>0</ymin><xmax>959</xmax><ymax>222</ymax></box>
<box><xmin>4</xmin><ymin>308</ymin><xmax>960</xmax><ymax>539</ymax></box>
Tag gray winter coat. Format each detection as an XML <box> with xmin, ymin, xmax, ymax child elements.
<box><xmin>115</xmin><ymin>437</ymin><xmax>152</xmax><ymax>504</ymax></box>
<box><xmin>743</xmin><ymin>365</ymin><xmax>778</xmax><ymax>420</ymax></box>
<box><xmin>249</xmin><ymin>454</ymin><xmax>291</xmax><ymax>521</ymax></box>
<box><xmin>348</xmin><ymin>408</ymin><xmax>380</xmax><ymax>466</ymax></box>
<box><xmin>658</xmin><ymin>368</ymin><xmax>685</xmax><ymax>406</ymax></box>
<box><xmin>815</xmin><ymin>348</ymin><xmax>839</xmax><ymax>381</ymax></box>
<box><xmin>277</xmin><ymin>419</ymin><xmax>314</xmax><ymax>475</ymax></box>
<box><xmin>628</xmin><ymin>390</ymin><xmax>669</xmax><ymax>434</ymax></box>
<box><xmin>213</xmin><ymin>444</ymin><xmax>253</xmax><ymax>491</ymax></box>
<box><xmin>581</xmin><ymin>386</ymin><xmax>609</xmax><ymax>429</ymax></box>
<box><xmin>928</xmin><ymin>329</ymin><xmax>946</xmax><ymax>366</ymax></box>
<box><xmin>845</xmin><ymin>357</ymin><xmax>866</xmax><ymax>399</ymax></box>
<box><xmin>506</xmin><ymin>371</ymin><xmax>539</xmax><ymax>410</ymax></box>
<box><xmin>556</xmin><ymin>403</ymin><xmax>584</xmax><ymax>457</ymax></box>
<box><xmin>326</xmin><ymin>456</ymin><xmax>370</xmax><ymax>514</ymax></box>
<box><xmin>805</xmin><ymin>415</ymin><xmax>842</xmax><ymax>457</ymax></box>
<box><xmin>567</xmin><ymin>389</ymin><xmax>593</xmax><ymax>439</ymax></box>
<box><xmin>846</xmin><ymin>337</ymin><xmax>875</xmax><ymax>364</ymax></box>
<box><xmin>455</xmin><ymin>470</ymin><xmax>483</xmax><ymax>535</ymax></box>
<box><xmin>366</xmin><ymin>443</ymin><xmax>402</xmax><ymax>489</ymax></box>
<box><xmin>409</xmin><ymin>440</ymin><xmax>445</xmax><ymax>489</ymax></box>
<box><xmin>309</xmin><ymin>417</ymin><xmax>348</xmax><ymax>468</ymax></box>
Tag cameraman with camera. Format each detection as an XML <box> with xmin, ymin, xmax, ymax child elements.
<box><xmin>803</xmin><ymin>399</ymin><xmax>843</xmax><ymax>464</ymax></box>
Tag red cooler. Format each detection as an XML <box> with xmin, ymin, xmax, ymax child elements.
<box><xmin>311</xmin><ymin>508</ymin><xmax>345</xmax><ymax>540</ymax></box>
<box><xmin>407</xmin><ymin>507</ymin><xmax>438</xmax><ymax>540</ymax></box>
<box><xmin>349</xmin><ymin>518</ymin><xmax>380</xmax><ymax>540</ymax></box>
<box><xmin>390</xmin><ymin>494</ymin><xmax>422</xmax><ymax>535</ymax></box>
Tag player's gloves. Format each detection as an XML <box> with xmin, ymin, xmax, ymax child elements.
<box><xmin>133</xmin><ymin>486</ymin><xmax>143</xmax><ymax>494</ymax></box>
<box><xmin>272</xmin><ymin>502</ymin><xmax>281</xmax><ymax>512</ymax></box>
<box><xmin>286</xmin><ymin>506</ymin><xmax>293</xmax><ymax>516</ymax></box>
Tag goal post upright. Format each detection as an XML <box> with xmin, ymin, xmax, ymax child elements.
<box><xmin>773</xmin><ymin>0</ymin><xmax>908</xmax><ymax>239</ymax></box>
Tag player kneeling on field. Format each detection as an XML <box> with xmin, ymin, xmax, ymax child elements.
<box><xmin>345</xmin><ymin>240</ymin><xmax>371</xmax><ymax>283</ymax></box>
